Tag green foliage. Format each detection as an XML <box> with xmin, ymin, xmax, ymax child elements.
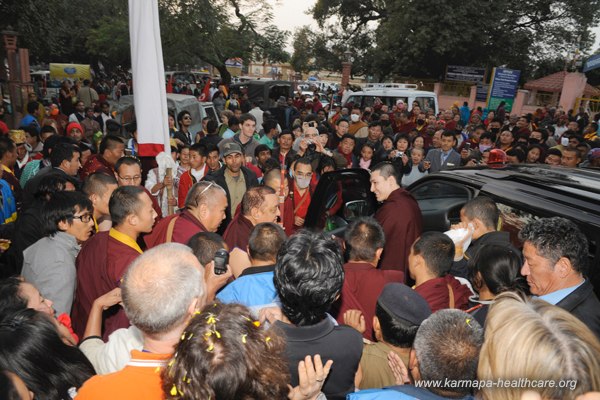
<box><xmin>305</xmin><ymin>0</ymin><xmax>600</xmax><ymax>82</ymax></box>
<box><xmin>2</xmin><ymin>0</ymin><xmax>289</xmax><ymax>83</ymax></box>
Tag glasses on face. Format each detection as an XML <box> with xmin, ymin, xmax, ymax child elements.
<box><xmin>72</xmin><ymin>213</ymin><xmax>93</xmax><ymax>223</ymax></box>
<box><xmin>118</xmin><ymin>175</ymin><xmax>142</xmax><ymax>183</ymax></box>
<box><xmin>183</xmin><ymin>116</ymin><xmax>192</xmax><ymax>120</ymax></box>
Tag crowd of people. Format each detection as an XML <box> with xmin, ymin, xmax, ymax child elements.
<box><xmin>0</xmin><ymin>81</ymin><xmax>599</xmax><ymax>399</ymax></box>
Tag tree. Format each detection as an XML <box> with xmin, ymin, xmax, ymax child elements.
<box><xmin>310</xmin><ymin>0</ymin><xmax>600</xmax><ymax>82</ymax></box>
<box><xmin>159</xmin><ymin>0</ymin><xmax>290</xmax><ymax>84</ymax></box>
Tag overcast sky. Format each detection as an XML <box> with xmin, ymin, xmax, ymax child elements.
<box><xmin>269</xmin><ymin>0</ymin><xmax>600</xmax><ymax>56</ymax></box>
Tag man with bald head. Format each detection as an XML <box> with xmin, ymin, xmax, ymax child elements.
<box><xmin>144</xmin><ymin>181</ymin><xmax>228</xmax><ymax>248</ymax></box>
<box><xmin>77</xmin><ymin>243</ymin><xmax>205</xmax><ymax>399</ymax></box>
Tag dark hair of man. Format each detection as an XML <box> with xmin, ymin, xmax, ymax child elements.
<box><xmin>336</xmin><ymin>118</ymin><xmax>349</xmax><ymax>126</ymax></box>
<box><xmin>412</xmin><ymin>232</ymin><xmax>455</xmax><ymax>277</ymax></box>
<box><xmin>40</xmin><ymin>125</ymin><xmax>57</xmax><ymax>137</ymax></box>
<box><xmin>368</xmin><ymin>120</ymin><xmax>382</xmax><ymax>129</ymax></box>
<box><xmin>189</xmin><ymin>143</ymin><xmax>208</xmax><ymax>157</ymax></box>
<box><xmin>82</xmin><ymin>173</ymin><xmax>118</xmax><ymax>196</ymax></box>
<box><xmin>413</xmin><ymin>309</ymin><xmax>483</xmax><ymax>397</ymax></box>
<box><xmin>506</xmin><ymin>147</ymin><xmax>526</xmax><ymax>162</ymax></box>
<box><xmin>177</xmin><ymin>110</ymin><xmax>190</xmax><ymax>125</ymax></box>
<box><xmin>273</xmin><ymin>230</ymin><xmax>344</xmax><ymax>326</ymax></box>
<box><xmin>206</xmin><ymin>119</ymin><xmax>218</xmax><ymax>134</ymax></box>
<box><xmin>468</xmin><ymin>244</ymin><xmax>527</xmax><ymax>296</ymax></box>
<box><xmin>42</xmin><ymin>135</ymin><xmax>72</xmax><ymax>159</ymax></box>
<box><xmin>239</xmin><ymin>113</ymin><xmax>256</xmax><ymax>125</ymax></box>
<box><xmin>26</xmin><ymin>101</ymin><xmax>38</xmax><ymax>115</ymax></box>
<box><xmin>304</xmin><ymin>114</ymin><xmax>318</xmax><ymax>124</ymax></box>
<box><xmin>278</xmin><ymin>129</ymin><xmax>293</xmax><ymax>140</ymax></box>
<box><xmin>462</xmin><ymin>196</ymin><xmax>499</xmax><ymax>231</ymax></box>
<box><xmin>114</xmin><ymin>155</ymin><xmax>141</xmax><ymax>174</ymax></box>
<box><xmin>0</xmin><ymin>308</ymin><xmax>95</xmax><ymax>400</ymax></box>
<box><xmin>340</xmin><ymin>133</ymin><xmax>356</xmax><ymax>143</ymax></box>
<box><xmin>205</xmin><ymin>143</ymin><xmax>219</xmax><ymax>156</ymax></box>
<box><xmin>345</xmin><ymin>216</ymin><xmax>385</xmax><ymax>262</ymax></box>
<box><xmin>34</xmin><ymin>175</ymin><xmax>74</xmax><ymax>201</ymax></box>
<box><xmin>519</xmin><ymin>217</ymin><xmax>588</xmax><ymax>276</ymax></box>
<box><xmin>187</xmin><ymin>231</ymin><xmax>226</xmax><ymax>267</ymax></box>
<box><xmin>254</xmin><ymin>144</ymin><xmax>272</xmax><ymax>159</ymax></box>
<box><xmin>375</xmin><ymin>303</ymin><xmax>419</xmax><ymax>348</ymax></box>
<box><xmin>479</xmin><ymin>132</ymin><xmax>494</xmax><ymax>142</ymax></box>
<box><xmin>293</xmin><ymin>157</ymin><xmax>312</xmax><ymax>171</ymax></box>
<box><xmin>317</xmin><ymin>155</ymin><xmax>336</xmax><ymax>174</ymax></box>
<box><xmin>99</xmin><ymin>134</ymin><xmax>124</xmax><ymax>155</ymax></box>
<box><xmin>241</xmin><ymin>186</ymin><xmax>276</xmax><ymax>216</ymax></box>
<box><xmin>262</xmin><ymin>118</ymin><xmax>278</xmax><ymax>133</ymax></box>
<box><xmin>0</xmin><ymin>137</ymin><xmax>15</xmax><ymax>160</ymax></box>
<box><xmin>228</xmin><ymin>116</ymin><xmax>239</xmax><ymax>128</ymax></box>
<box><xmin>441</xmin><ymin>130</ymin><xmax>456</xmax><ymax>140</ymax></box>
<box><xmin>248</xmin><ymin>222</ymin><xmax>286</xmax><ymax>262</ymax></box>
<box><xmin>42</xmin><ymin>191</ymin><xmax>92</xmax><ymax>236</ymax></box>
<box><xmin>371</xmin><ymin>161</ymin><xmax>400</xmax><ymax>186</ymax></box>
<box><xmin>109</xmin><ymin>185</ymin><xmax>145</xmax><ymax>227</ymax></box>
<box><xmin>50</xmin><ymin>143</ymin><xmax>80</xmax><ymax>168</ymax></box>
<box><xmin>0</xmin><ymin>277</ymin><xmax>27</xmax><ymax>317</ymax></box>
<box><xmin>491</xmin><ymin>117</ymin><xmax>504</xmax><ymax>125</ymax></box>
<box><xmin>22</xmin><ymin>125</ymin><xmax>39</xmax><ymax>141</ymax></box>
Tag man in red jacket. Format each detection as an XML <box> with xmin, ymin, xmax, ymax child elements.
<box><xmin>370</xmin><ymin>162</ymin><xmax>422</xmax><ymax>278</ymax></box>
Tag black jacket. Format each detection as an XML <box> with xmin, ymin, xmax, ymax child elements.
<box><xmin>203</xmin><ymin>166</ymin><xmax>258</xmax><ymax>234</ymax></box>
<box><xmin>556</xmin><ymin>280</ymin><xmax>600</xmax><ymax>339</ymax></box>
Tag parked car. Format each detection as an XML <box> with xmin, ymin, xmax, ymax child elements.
<box><xmin>342</xmin><ymin>83</ymin><xmax>439</xmax><ymax>114</ymax></box>
<box><xmin>114</xmin><ymin>94</ymin><xmax>218</xmax><ymax>136</ymax></box>
<box><xmin>305</xmin><ymin>165</ymin><xmax>600</xmax><ymax>295</ymax></box>
<box><xmin>229</xmin><ymin>80</ymin><xmax>293</xmax><ymax>110</ymax></box>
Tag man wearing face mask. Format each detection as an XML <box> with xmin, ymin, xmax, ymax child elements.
<box><xmin>348</xmin><ymin>107</ymin><xmax>368</xmax><ymax>137</ymax></box>
<box><xmin>288</xmin><ymin>158</ymin><xmax>314</xmax><ymax>232</ymax></box>
<box><xmin>487</xmin><ymin>119</ymin><xmax>503</xmax><ymax>142</ymax></box>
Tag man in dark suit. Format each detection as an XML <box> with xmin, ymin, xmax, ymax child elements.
<box><xmin>520</xmin><ymin>217</ymin><xmax>600</xmax><ymax>339</ymax></box>
<box><xmin>424</xmin><ymin>130</ymin><xmax>461</xmax><ymax>173</ymax></box>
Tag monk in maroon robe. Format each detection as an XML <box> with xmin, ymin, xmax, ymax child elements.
<box><xmin>223</xmin><ymin>186</ymin><xmax>281</xmax><ymax>251</ymax></box>
<box><xmin>371</xmin><ymin>163</ymin><xmax>422</xmax><ymax>279</ymax></box>
<box><xmin>408</xmin><ymin>231</ymin><xmax>473</xmax><ymax>313</ymax></box>
<box><xmin>70</xmin><ymin>186</ymin><xmax>156</xmax><ymax>340</ymax></box>
<box><xmin>145</xmin><ymin>181</ymin><xmax>228</xmax><ymax>247</ymax></box>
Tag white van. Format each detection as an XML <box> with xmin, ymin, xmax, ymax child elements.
<box><xmin>342</xmin><ymin>83</ymin><xmax>439</xmax><ymax>115</ymax></box>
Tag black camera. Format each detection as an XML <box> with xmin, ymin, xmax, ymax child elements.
<box><xmin>213</xmin><ymin>249</ymin><xmax>229</xmax><ymax>275</ymax></box>
<box><xmin>307</xmin><ymin>142</ymin><xmax>317</xmax><ymax>154</ymax></box>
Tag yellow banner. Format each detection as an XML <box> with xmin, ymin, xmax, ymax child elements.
<box><xmin>49</xmin><ymin>63</ymin><xmax>92</xmax><ymax>80</ymax></box>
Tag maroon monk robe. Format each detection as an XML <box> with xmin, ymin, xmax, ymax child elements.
<box><xmin>71</xmin><ymin>231</ymin><xmax>142</xmax><ymax>340</ymax></box>
<box><xmin>375</xmin><ymin>188</ymin><xmax>422</xmax><ymax>278</ymax></box>
<box><xmin>223</xmin><ymin>214</ymin><xmax>254</xmax><ymax>251</ymax></box>
<box><xmin>332</xmin><ymin>262</ymin><xmax>404</xmax><ymax>341</ymax></box>
<box><xmin>144</xmin><ymin>209</ymin><xmax>207</xmax><ymax>248</ymax></box>
<box><xmin>414</xmin><ymin>275</ymin><xmax>472</xmax><ymax>313</ymax></box>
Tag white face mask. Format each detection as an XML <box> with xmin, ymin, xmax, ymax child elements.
<box><xmin>350</xmin><ymin>114</ymin><xmax>360</xmax><ymax>122</ymax></box>
<box><xmin>561</xmin><ymin>137</ymin><xmax>569</xmax><ymax>146</ymax></box>
<box><xmin>295</xmin><ymin>177</ymin><xmax>311</xmax><ymax>189</ymax></box>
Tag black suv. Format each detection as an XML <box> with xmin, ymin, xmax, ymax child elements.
<box><xmin>305</xmin><ymin>165</ymin><xmax>600</xmax><ymax>295</ymax></box>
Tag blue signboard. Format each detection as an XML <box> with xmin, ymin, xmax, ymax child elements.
<box><xmin>583</xmin><ymin>53</ymin><xmax>600</xmax><ymax>73</ymax></box>
<box><xmin>487</xmin><ymin>67</ymin><xmax>521</xmax><ymax>112</ymax></box>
